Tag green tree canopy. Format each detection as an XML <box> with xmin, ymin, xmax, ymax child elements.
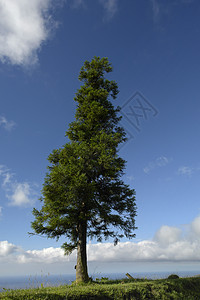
<box><xmin>31</xmin><ymin>57</ymin><xmax>137</xmax><ymax>283</ymax></box>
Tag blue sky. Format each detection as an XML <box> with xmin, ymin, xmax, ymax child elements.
<box><xmin>0</xmin><ymin>0</ymin><xmax>200</xmax><ymax>276</ymax></box>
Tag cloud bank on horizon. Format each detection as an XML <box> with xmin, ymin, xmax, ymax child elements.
<box><xmin>1</xmin><ymin>216</ymin><xmax>200</xmax><ymax>268</ymax></box>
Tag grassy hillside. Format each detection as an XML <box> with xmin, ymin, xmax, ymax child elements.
<box><xmin>1</xmin><ymin>276</ymin><xmax>200</xmax><ymax>299</ymax></box>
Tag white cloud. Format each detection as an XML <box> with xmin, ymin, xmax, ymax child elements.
<box><xmin>86</xmin><ymin>216</ymin><xmax>200</xmax><ymax>263</ymax></box>
<box><xmin>1</xmin><ymin>216</ymin><xmax>200</xmax><ymax>267</ymax></box>
<box><xmin>0</xmin><ymin>0</ymin><xmax>120</xmax><ymax>66</ymax></box>
<box><xmin>178</xmin><ymin>166</ymin><xmax>193</xmax><ymax>177</ymax></box>
<box><xmin>99</xmin><ymin>0</ymin><xmax>118</xmax><ymax>20</ymax></box>
<box><xmin>0</xmin><ymin>0</ymin><xmax>58</xmax><ymax>66</ymax></box>
<box><xmin>0</xmin><ymin>165</ymin><xmax>37</xmax><ymax>207</ymax></box>
<box><xmin>154</xmin><ymin>225</ymin><xmax>182</xmax><ymax>247</ymax></box>
<box><xmin>8</xmin><ymin>182</ymin><xmax>35</xmax><ymax>207</ymax></box>
<box><xmin>144</xmin><ymin>156</ymin><xmax>170</xmax><ymax>174</ymax></box>
<box><xmin>0</xmin><ymin>241</ymin><xmax>19</xmax><ymax>257</ymax></box>
<box><xmin>0</xmin><ymin>116</ymin><xmax>15</xmax><ymax>131</ymax></box>
<box><xmin>17</xmin><ymin>247</ymin><xmax>71</xmax><ymax>264</ymax></box>
<box><xmin>190</xmin><ymin>216</ymin><xmax>200</xmax><ymax>238</ymax></box>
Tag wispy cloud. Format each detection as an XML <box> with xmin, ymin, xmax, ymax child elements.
<box><xmin>150</xmin><ymin>0</ymin><xmax>196</xmax><ymax>24</ymax></box>
<box><xmin>2</xmin><ymin>216</ymin><xmax>200</xmax><ymax>265</ymax></box>
<box><xmin>0</xmin><ymin>0</ymin><xmax>59</xmax><ymax>66</ymax></box>
<box><xmin>0</xmin><ymin>116</ymin><xmax>15</xmax><ymax>131</ymax></box>
<box><xmin>177</xmin><ymin>166</ymin><xmax>193</xmax><ymax>177</ymax></box>
<box><xmin>126</xmin><ymin>175</ymin><xmax>135</xmax><ymax>182</ymax></box>
<box><xmin>0</xmin><ymin>165</ymin><xmax>13</xmax><ymax>186</ymax></box>
<box><xmin>143</xmin><ymin>156</ymin><xmax>170</xmax><ymax>174</ymax></box>
<box><xmin>99</xmin><ymin>0</ymin><xmax>118</xmax><ymax>20</ymax></box>
<box><xmin>150</xmin><ymin>0</ymin><xmax>160</xmax><ymax>23</ymax></box>
<box><xmin>0</xmin><ymin>165</ymin><xmax>37</xmax><ymax>207</ymax></box>
<box><xmin>72</xmin><ymin>0</ymin><xmax>119</xmax><ymax>19</ymax></box>
<box><xmin>70</xmin><ymin>0</ymin><xmax>84</xmax><ymax>9</ymax></box>
<box><xmin>174</xmin><ymin>0</ymin><xmax>196</xmax><ymax>4</ymax></box>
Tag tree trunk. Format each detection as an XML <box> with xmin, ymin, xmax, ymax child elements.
<box><xmin>76</xmin><ymin>222</ymin><xmax>89</xmax><ymax>283</ymax></box>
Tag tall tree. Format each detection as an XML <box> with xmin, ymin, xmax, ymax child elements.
<box><xmin>31</xmin><ymin>57</ymin><xmax>137</xmax><ymax>283</ymax></box>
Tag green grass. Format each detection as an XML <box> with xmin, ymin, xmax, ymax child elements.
<box><xmin>1</xmin><ymin>276</ymin><xmax>200</xmax><ymax>299</ymax></box>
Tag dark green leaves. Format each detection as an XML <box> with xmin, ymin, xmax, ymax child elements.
<box><xmin>31</xmin><ymin>56</ymin><xmax>136</xmax><ymax>253</ymax></box>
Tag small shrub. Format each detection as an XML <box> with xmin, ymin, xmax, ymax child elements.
<box><xmin>167</xmin><ymin>274</ymin><xmax>179</xmax><ymax>279</ymax></box>
<box><xmin>95</xmin><ymin>277</ymin><xmax>109</xmax><ymax>283</ymax></box>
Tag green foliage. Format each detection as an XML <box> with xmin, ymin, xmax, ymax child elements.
<box><xmin>168</xmin><ymin>274</ymin><xmax>180</xmax><ymax>279</ymax></box>
<box><xmin>95</xmin><ymin>277</ymin><xmax>109</xmax><ymax>283</ymax></box>
<box><xmin>1</xmin><ymin>277</ymin><xmax>200</xmax><ymax>299</ymax></box>
<box><xmin>31</xmin><ymin>57</ymin><xmax>137</xmax><ymax>255</ymax></box>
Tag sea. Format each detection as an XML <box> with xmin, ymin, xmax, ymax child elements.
<box><xmin>0</xmin><ymin>271</ymin><xmax>199</xmax><ymax>292</ymax></box>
